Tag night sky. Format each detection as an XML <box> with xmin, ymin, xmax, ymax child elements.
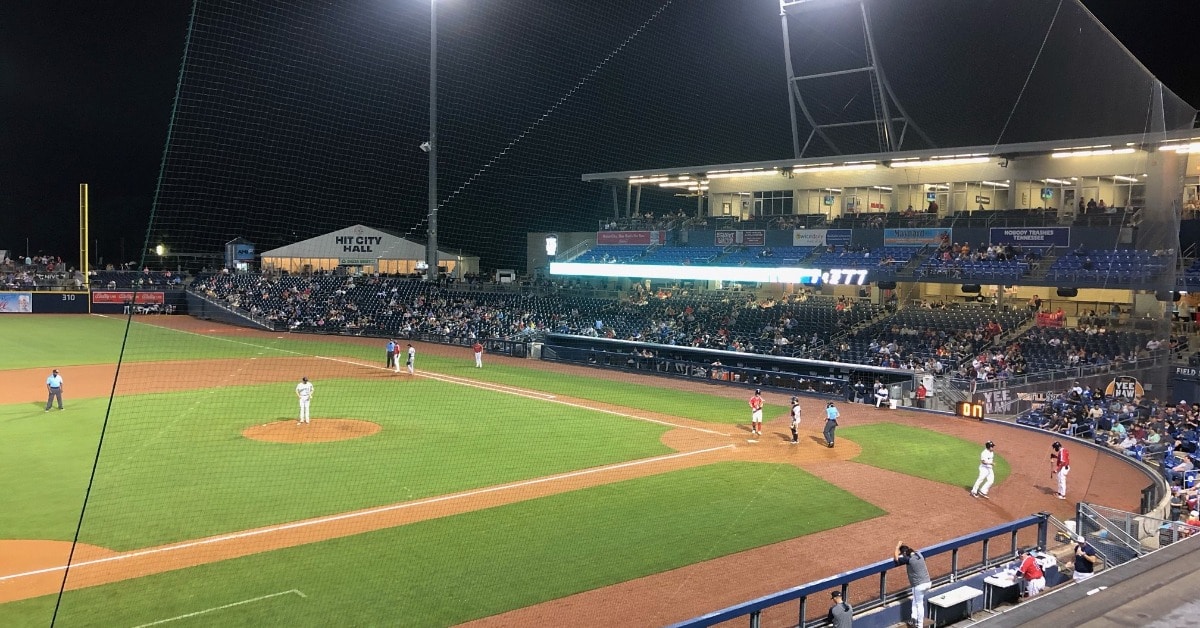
<box><xmin>2</xmin><ymin>0</ymin><xmax>1198</xmax><ymax>270</ymax></box>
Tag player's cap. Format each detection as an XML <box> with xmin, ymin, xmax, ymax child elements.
<box><xmin>791</xmin><ymin>396</ymin><xmax>799</xmax><ymax>403</ymax></box>
<box><xmin>1192</xmin><ymin>510</ymin><xmax>1198</xmax><ymax>517</ymax></box>
<box><xmin>1052</xmin><ymin>441</ymin><xmax>1062</xmax><ymax>449</ymax></box>
<box><xmin>1074</xmin><ymin>534</ymin><xmax>1085</xmax><ymax>543</ymax></box>
<box><xmin>302</xmin><ymin>376</ymin><xmax>308</xmax><ymax>382</ymax></box>
<box><xmin>754</xmin><ymin>389</ymin><xmax>761</xmax><ymax>394</ymax></box>
<box><xmin>830</xmin><ymin>590</ymin><xmax>841</xmax><ymax>599</ymax></box>
<box><xmin>52</xmin><ymin>369</ymin><xmax>58</xmax><ymax>374</ymax></box>
<box><xmin>985</xmin><ymin>440</ymin><xmax>995</xmax><ymax>449</ymax></box>
<box><xmin>827</xmin><ymin>401</ymin><xmax>835</xmax><ymax>407</ymax></box>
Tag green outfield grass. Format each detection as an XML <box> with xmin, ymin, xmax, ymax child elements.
<box><xmin>0</xmin><ymin>377</ymin><xmax>675</xmax><ymax>549</ymax></box>
<box><xmin>3</xmin><ymin>462</ymin><xmax>884</xmax><ymax>627</ymax></box>
<box><xmin>840</xmin><ymin>423</ymin><xmax>1011</xmax><ymax>488</ymax></box>
<box><xmin>0</xmin><ymin>315</ymin><xmax>787</xmax><ymax>423</ymax></box>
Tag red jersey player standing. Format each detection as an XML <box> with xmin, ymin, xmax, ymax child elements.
<box><xmin>749</xmin><ymin>389</ymin><xmax>764</xmax><ymax>439</ymax></box>
<box><xmin>472</xmin><ymin>341</ymin><xmax>484</xmax><ymax>368</ymax></box>
<box><xmin>1051</xmin><ymin>441</ymin><xmax>1070</xmax><ymax>500</ymax></box>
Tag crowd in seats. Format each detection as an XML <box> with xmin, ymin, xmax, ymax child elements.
<box><xmin>599</xmin><ymin>211</ymin><xmax>684</xmax><ymax>232</ymax></box>
<box><xmin>819</xmin><ymin>303</ymin><xmax>1029</xmax><ymax>372</ymax></box>
<box><xmin>918</xmin><ymin>242</ymin><xmax>1042</xmax><ymax>283</ymax></box>
<box><xmin>191</xmin><ymin>272</ymin><xmax>884</xmax><ymax>358</ymax></box>
<box><xmin>810</xmin><ymin>246</ymin><xmax>920</xmax><ymax>278</ymax></box>
<box><xmin>0</xmin><ymin>254</ymin><xmax>81</xmax><ymax>290</ymax></box>
<box><xmin>940</xmin><ymin>208</ymin><xmax>1059</xmax><ymax>228</ymax></box>
<box><xmin>1019</xmin><ymin>386</ymin><xmax>1200</xmax><ymax>519</ymax></box>
<box><xmin>719</xmin><ymin>246</ymin><xmax>817</xmax><ymax>267</ymax></box>
<box><xmin>89</xmin><ymin>268</ymin><xmax>185</xmax><ymax>289</ymax></box>
<box><xmin>1046</xmin><ymin>247</ymin><xmax>1172</xmax><ymax>284</ymax></box>
<box><xmin>573</xmin><ymin>246</ymin><xmax>649</xmax><ymax>264</ymax></box>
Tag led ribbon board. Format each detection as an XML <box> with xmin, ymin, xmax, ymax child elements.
<box><xmin>549</xmin><ymin>262</ymin><xmax>869</xmax><ymax>285</ymax></box>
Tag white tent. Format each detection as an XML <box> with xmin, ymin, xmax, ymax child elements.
<box><xmin>259</xmin><ymin>224</ymin><xmax>478</xmax><ymax>276</ymax></box>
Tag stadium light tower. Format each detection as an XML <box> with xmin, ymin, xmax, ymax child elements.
<box><xmin>425</xmin><ymin>0</ymin><xmax>439</xmax><ymax>282</ymax></box>
<box><xmin>778</xmin><ymin>0</ymin><xmax>933</xmax><ymax>156</ymax></box>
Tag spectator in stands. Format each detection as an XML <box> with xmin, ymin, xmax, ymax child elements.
<box><xmin>1028</xmin><ymin>294</ymin><xmax>1042</xmax><ymax>313</ymax></box>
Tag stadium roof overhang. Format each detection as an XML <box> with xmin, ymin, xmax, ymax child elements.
<box><xmin>581</xmin><ymin>129</ymin><xmax>1200</xmax><ymax>184</ymax></box>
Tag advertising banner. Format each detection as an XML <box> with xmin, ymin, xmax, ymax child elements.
<box><xmin>989</xmin><ymin>227</ymin><xmax>1070</xmax><ymax>247</ymax></box>
<box><xmin>884</xmin><ymin>228</ymin><xmax>949</xmax><ymax>246</ymax></box>
<box><xmin>792</xmin><ymin>229</ymin><xmax>852</xmax><ymax>247</ymax></box>
<box><xmin>792</xmin><ymin>230</ymin><xmax>826</xmax><ymax>247</ymax></box>
<box><xmin>715</xmin><ymin>230</ymin><xmax>766</xmax><ymax>246</ymax></box>
<box><xmin>1104</xmin><ymin>376</ymin><xmax>1144</xmax><ymax>400</ymax></box>
<box><xmin>596</xmin><ymin>231</ymin><xmax>664</xmax><ymax>245</ymax></box>
<box><xmin>0</xmin><ymin>292</ymin><xmax>33</xmax><ymax>313</ymax></box>
<box><xmin>92</xmin><ymin>291</ymin><xmax>165</xmax><ymax>305</ymax></box>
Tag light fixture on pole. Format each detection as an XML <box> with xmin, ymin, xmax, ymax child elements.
<box><xmin>425</xmin><ymin>0</ymin><xmax>439</xmax><ymax>282</ymax></box>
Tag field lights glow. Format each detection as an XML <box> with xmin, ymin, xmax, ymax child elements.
<box><xmin>549</xmin><ymin>262</ymin><xmax>869</xmax><ymax>285</ymax></box>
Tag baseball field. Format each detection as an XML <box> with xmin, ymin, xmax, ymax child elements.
<box><xmin>0</xmin><ymin>314</ymin><xmax>1148</xmax><ymax>627</ymax></box>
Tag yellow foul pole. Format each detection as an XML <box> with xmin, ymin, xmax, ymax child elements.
<box><xmin>79</xmin><ymin>183</ymin><xmax>89</xmax><ymax>277</ymax></box>
<box><xmin>80</xmin><ymin>183</ymin><xmax>91</xmax><ymax>314</ymax></box>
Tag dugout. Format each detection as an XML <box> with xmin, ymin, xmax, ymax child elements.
<box><xmin>541</xmin><ymin>333</ymin><xmax>915</xmax><ymax>400</ymax></box>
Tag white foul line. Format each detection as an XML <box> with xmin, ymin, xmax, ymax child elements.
<box><xmin>114</xmin><ymin>317</ymin><xmax>728</xmax><ymax>436</ymax></box>
<box><xmin>129</xmin><ymin>589</ymin><xmax>306</xmax><ymax>627</ymax></box>
<box><xmin>0</xmin><ymin>444</ymin><xmax>733</xmax><ymax>583</ymax></box>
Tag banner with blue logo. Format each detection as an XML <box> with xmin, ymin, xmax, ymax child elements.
<box><xmin>989</xmin><ymin>227</ymin><xmax>1070</xmax><ymax>247</ymax></box>
<box><xmin>883</xmin><ymin>228</ymin><xmax>948</xmax><ymax>246</ymax></box>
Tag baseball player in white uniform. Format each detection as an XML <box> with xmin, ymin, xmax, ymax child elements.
<box><xmin>970</xmin><ymin>440</ymin><xmax>996</xmax><ymax>498</ymax></box>
<box><xmin>406</xmin><ymin>344</ymin><xmax>416</xmax><ymax>375</ymax></box>
<box><xmin>789</xmin><ymin>396</ymin><xmax>802</xmax><ymax>444</ymax></box>
<box><xmin>296</xmin><ymin>376</ymin><xmax>314</xmax><ymax>424</ymax></box>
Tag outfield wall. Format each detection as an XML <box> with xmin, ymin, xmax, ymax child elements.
<box><xmin>0</xmin><ymin>291</ymin><xmax>89</xmax><ymax>314</ymax></box>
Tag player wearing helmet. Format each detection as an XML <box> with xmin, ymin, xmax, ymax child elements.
<box><xmin>970</xmin><ymin>440</ymin><xmax>996</xmax><ymax>498</ymax></box>
<box><xmin>748</xmin><ymin>389</ymin><xmax>764</xmax><ymax>439</ymax></box>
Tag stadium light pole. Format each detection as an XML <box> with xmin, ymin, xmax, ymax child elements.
<box><xmin>425</xmin><ymin>0</ymin><xmax>439</xmax><ymax>282</ymax></box>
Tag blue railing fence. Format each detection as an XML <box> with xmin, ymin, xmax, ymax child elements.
<box><xmin>669</xmin><ymin>513</ymin><xmax>1050</xmax><ymax>628</ymax></box>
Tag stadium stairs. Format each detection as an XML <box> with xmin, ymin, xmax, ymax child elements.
<box><xmin>1024</xmin><ymin>246</ymin><xmax>1060</xmax><ymax>282</ymax></box>
<box><xmin>893</xmin><ymin>245</ymin><xmax>935</xmax><ymax>281</ymax></box>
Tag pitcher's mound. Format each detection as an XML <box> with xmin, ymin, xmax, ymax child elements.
<box><xmin>243</xmin><ymin>419</ymin><xmax>381</xmax><ymax>443</ymax></box>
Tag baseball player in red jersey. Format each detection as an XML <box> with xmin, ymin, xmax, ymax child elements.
<box><xmin>749</xmin><ymin>389</ymin><xmax>764</xmax><ymax>438</ymax></box>
<box><xmin>472</xmin><ymin>341</ymin><xmax>483</xmax><ymax>368</ymax></box>
<box><xmin>1051</xmin><ymin>441</ymin><xmax>1070</xmax><ymax>499</ymax></box>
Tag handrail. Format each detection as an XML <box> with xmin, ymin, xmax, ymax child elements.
<box><xmin>669</xmin><ymin>514</ymin><xmax>1050</xmax><ymax>628</ymax></box>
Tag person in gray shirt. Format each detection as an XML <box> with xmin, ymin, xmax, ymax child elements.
<box><xmin>895</xmin><ymin>542</ymin><xmax>931</xmax><ymax>627</ymax></box>
<box><xmin>827</xmin><ymin>590</ymin><xmax>853</xmax><ymax>628</ymax></box>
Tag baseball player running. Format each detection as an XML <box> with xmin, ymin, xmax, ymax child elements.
<box><xmin>1051</xmin><ymin>441</ymin><xmax>1070</xmax><ymax>499</ymax></box>
<box><xmin>296</xmin><ymin>376</ymin><xmax>314</xmax><ymax>424</ymax></box>
<box><xmin>789</xmin><ymin>396</ymin><xmax>802</xmax><ymax>444</ymax></box>
<box><xmin>748</xmin><ymin>389</ymin><xmax>764</xmax><ymax>438</ymax></box>
<box><xmin>970</xmin><ymin>440</ymin><xmax>996</xmax><ymax>498</ymax></box>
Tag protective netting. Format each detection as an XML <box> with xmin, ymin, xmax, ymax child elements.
<box><xmin>5</xmin><ymin>1</ymin><xmax>1193</xmax><ymax>626</ymax></box>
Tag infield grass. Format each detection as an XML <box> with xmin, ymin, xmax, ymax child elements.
<box><xmin>0</xmin><ymin>377</ymin><xmax>675</xmax><ymax>549</ymax></box>
<box><xmin>4</xmin><ymin>461</ymin><xmax>884</xmax><ymax>627</ymax></box>
<box><xmin>840</xmin><ymin>422</ymin><xmax>1011</xmax><ymax>488</ymax></box>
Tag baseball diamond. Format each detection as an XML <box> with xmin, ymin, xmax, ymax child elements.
<box><xmin>0</xmin><ymin>315</ymin><xmax>1148</xmax><ymax>626</ymax></box>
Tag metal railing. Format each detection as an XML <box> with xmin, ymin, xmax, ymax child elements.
<box><xmin>669</xmin><ymin>514</ymin><xmax>1050</xmax><ymax>628</ymax></box>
